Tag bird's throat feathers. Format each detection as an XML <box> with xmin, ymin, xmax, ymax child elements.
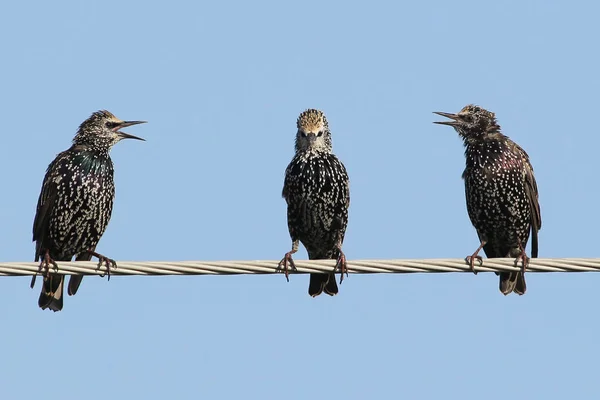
<box><xmin>70</xmin><ymin>148</ymin><xmax>113</xmax><ymax>176</ymax></box>
<box><xmin>295</xmin><ymin>147</ymin><xmax>331</xmax><ymax>161</ymax></box>
<box><xmin>460</xmin><ymin>129</ymin><xmax>506</xmax><ymax>146</ymax></box>
<box><xmin>462</xmin><ymin>134</ymin><xmax>521</xmax><ymax>176</ymax></box>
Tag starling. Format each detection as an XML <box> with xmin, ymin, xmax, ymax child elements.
<box><xmin>277</xmin><ymin>109</ymin><xmax>350</xmax><ymax>297</ymax></box>
<box><xmin>32</xmin><ymin>110</ymin><xmax>145</xmax><ymax>311</ymax></box>
<box><xmin>434</xmin><ymin>105</ymin><xmax>541</xmax><ymax>295</ymax></box>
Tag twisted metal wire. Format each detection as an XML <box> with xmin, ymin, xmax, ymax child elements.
<box><xmin>0</xmin><ymin>258</ymin><xmax>598</xmax><ymax>277</ymax></box>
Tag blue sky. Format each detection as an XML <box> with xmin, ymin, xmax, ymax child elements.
<box><xmin>1</xmin><ymin>0</ymin><xmax>599</xmax><ymax>398</ymax></box>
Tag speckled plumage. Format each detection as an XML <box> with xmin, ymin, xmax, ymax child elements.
<box><xmin>32</xmin><ymin>110</ymin><xmax>145</xmax><ymax>311</ymax></box>
<box><xmin>278</xmin><ymin>109</ymin><xmax>350</xmax><ymax>297</ymax></box>
<box><xmin>435</xmin><ymin>105</ymin><xmax>541</xmax><ymax>295</ymax></box>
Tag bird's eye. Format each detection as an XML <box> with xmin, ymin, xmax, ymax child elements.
<box><xmin>317</xmin><ymin>131</ymin><xmax>323</xmax><ymax>137</ymax></box>
<box><xmin>106</xmin><ymin>121</ymin><xmax>118</xmax><ymax>129</ymax></box>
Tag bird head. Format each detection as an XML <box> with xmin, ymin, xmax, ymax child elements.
<box><xmin>434</xmin><ymin>104</ymin><xmax>501</xmax><ymax>142</ymax></box>
<box><xmin>73</xmin><ymin>110</ymin><xmax>146</xmax><ymax>150</ymax></box>
<box><xmin>295</xmin><ymin>109</ymin><xmax>332</xmax><ymax>153</ymax></box>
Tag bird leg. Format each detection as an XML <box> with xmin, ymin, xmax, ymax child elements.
<box><xmin>30</xmin><ymin>249</ymin><xmax>58</xmax><ymax>289</ymax></box>
<box><xmin>85</xmin><ymin>250</ymin><xmax>117</xmax><ymax>281</ymax></box>
<box><xmin>276</xmin><ymin>241</ymin><xmax>299</xmax><ymax>282</ymax></box>
<box><xmin>514</xmin><ymin>240</ymin><xmax>529</xmax><ymax>275</ymax></box>
<box><xmin>335</xmin><ymin>248</ymin><xmax>348</xmax><ymax>284</ymax></box>
<box><xmin>465</xmin><ymin>240</ymin><xmax>486</xmax><ymax>275</ymax></box>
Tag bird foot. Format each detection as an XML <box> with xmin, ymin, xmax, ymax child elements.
<box><xmin>465</xmin><ymin>255</ymin><xmax>483</xmax><ymax>275</ymax></box>
<box><xmin>514</xmin><ymin>251</ymin><xmax>529</xmax><ymax>274</ymax></box>
<box><xmin>30</xmin><ymin>250</ymin><xmax>58</xmax><ymax>289</ymax></box>
<box><xmin>335</xmin><ymin>250</ymin><xmax>348</xmax><ymax>284</ymax></box>
<box><xmin>276</xmin><ymin>252</ymin><xmax>297</xmax><ymax>282</ymax></box>
<box><xmin>87</xmin><ymin>250</ymin><xmax>117</xmax><ymax>280</ymax></box>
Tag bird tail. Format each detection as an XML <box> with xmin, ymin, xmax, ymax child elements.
<box><xmin>499</xmin><ymin>271</ymin><xmax>526</xmax><ymax>296</ymax></box>
<box><xmin>68</xmin><ymin>251</ymin><xmax>91</xmax><ymax>296</ymax></box>
<box><xmin>307</xmin><ymin>250</ymin><xmax>342</xmax><ymax>297</ymax></box>
<box><xmin>38</xmin><ymin>274</ymin><xmax>65</xmax><ymax>312</ymax></box>
<box><xmin>308</xmin><ymin>273</ymin><xmax>338</xmax><ymax>297</ymax></box>
<box><xmin>493</xmin><ymin>244</ymin><xmax>528</xmax><ymax>296</ymax></box>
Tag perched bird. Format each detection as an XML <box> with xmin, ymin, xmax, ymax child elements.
<box><xmin>278</xmin><ymin>109</ymin><xmax>350</xmax><ymax>297</ymax></box>
<box><xmin>434</xmin><ymin>105</ymin><xmax>541</xmax><ymax>295</ymax></box>
<box><xmin>32</xmin><ymin>110</ymin><xmax>145</xmax><ymax>311</ymax></box>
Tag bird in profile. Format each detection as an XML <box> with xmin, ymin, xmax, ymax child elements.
<box><xmin>434</xmin><ymin>105</ymin><xmax>541</xmax><ymax>295</ymax></box>
<box><xmin>278</xmin><ymin>109</ymin><xmax>350</xmax><ymax>297</ymax></box>
<box><xmin>32</xmin><ymin>110</ymin><xmax>145</xmax><ymax>311</ymax></box>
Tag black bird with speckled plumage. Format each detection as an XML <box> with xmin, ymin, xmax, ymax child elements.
<box><xmin>278</xmin><ymin>109</ymin><xmax>350</xmax><ymax>297</ymax></box>
<box><xmin>32</xmin><ymin>110</ymin><xmax>145</xmax><ymax>311</ymax></box>
<box><xmin>434</xmin><ymin>105</ymin><xmax>541</xmax><ymax>295</ymax></box>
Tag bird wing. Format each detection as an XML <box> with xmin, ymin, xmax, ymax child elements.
<box><xmin>282</xmin><ymin>158</ymin><xmax>305</xmax><ymax>241</ymax></box>
<box><xmin>518</xmin><ymin>144</ymin><xmax>541</xmax><ymax>258</ymax></box>
<box><xmin>326</xmin><ymin>155</ymin><xmax>350</xmax><ymax>235</ymax></box>
<box><xmin>524</xmin><ymin>160</ymin><xmax>541</xmax><ymax>257</ymax></box>
<box><xmin>32</xmin><ymin>151</ymin><xmax>68</xmax><ymax>258</ymax></box>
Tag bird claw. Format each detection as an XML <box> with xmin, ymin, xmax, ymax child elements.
<box><xmin>96</xmin><ymin>256</ymin><xmax>117</xmax><ymax>280</ymax></box>
<box><xmin>30</xmin><ymin>251</ymin><xmax>58</xmax><ymax>289</ymax></box>
<box><xmin>335</xmin><ymin>250</ymin><xmax>348</xmax><ymax>284</ymax></box>
<box><xmin>465</xmin><ymin>255</ymin><xmax>483</xmax><ymax>275</ymax></box>
<box><xmin>514</xmin><ymin>252</ymin><xmax>529</xmax><ymax>274</ymax></box>
<box><xmin>276</xmin><ymin>252</ymin><xmax>297</xmax><ymax>282</ymax></box>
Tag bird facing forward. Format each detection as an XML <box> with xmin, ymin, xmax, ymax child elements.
<box><xmin>32</xmin><ymin>110</ymin><xmax>145</xmax><ymax>311</ymax></box>
<box><xmin>434</xmin><ymin>105</ymin><xmax>541</xmax><ymax>295</ymax></box>
<box><xmin>278</xmin><ymin>109</ymin><xmax>350</xmax><ymax>297</ymax></box>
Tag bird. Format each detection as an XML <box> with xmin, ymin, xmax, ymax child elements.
<box><xmin>434</xmin><ymin>104</ymin><xmax>541</xmax><ymax>295</ymax></box>
<box><xmin>277</xmin><ymin>109</ymin><xmax>350</xmax><ymax>297</ymax></box>
<box><xmin>31</xmin><ymin>110</ymin><xmax>145</xmax><ymax>311</ymax></box>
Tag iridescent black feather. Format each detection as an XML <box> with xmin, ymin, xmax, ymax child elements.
<box><xmin>280</xmin><ymin>109</ymin><xmax>350</xmax><ymax>297</ymax></box>
<box><xmin>32</xmin><ymin>110</ymin><xmax>145</xmax><ymax>311</ymax></box>
<box><xmin>435</xmin><ymin>105</ymin><xmax>541</xmax><ymax>295</ymax></box>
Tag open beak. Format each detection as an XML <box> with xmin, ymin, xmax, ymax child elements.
<box><xmin>433</xmin><ymin>111</ymin><xmax>460</xmax><ymax>126</ymax></box>
<box><xmin>116</xmin><ymin>120</ymin><xmax>147</xmax><ymax>141</ymax></box>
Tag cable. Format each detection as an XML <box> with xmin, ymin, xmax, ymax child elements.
<box><xmin>0</xmin><ymin>258</ymin><xmax>597</xmax><ymax>277</ymax></box>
